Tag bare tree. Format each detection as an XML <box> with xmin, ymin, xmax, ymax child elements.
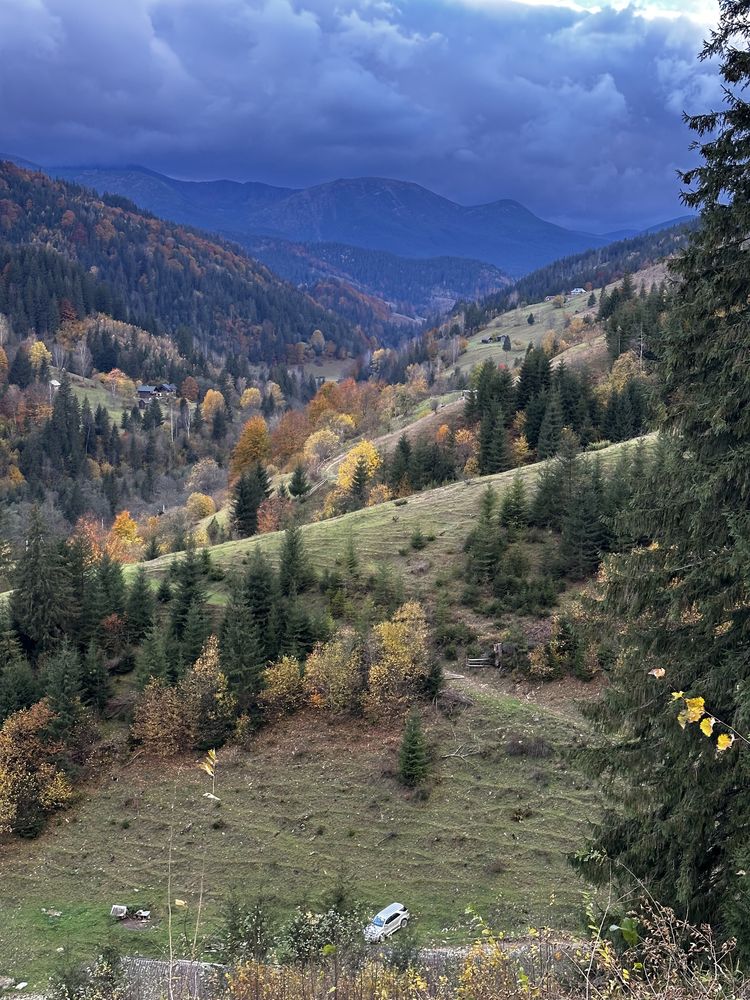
<box><xmin>75</xmin><ymin>338</ymin><xmax>92</xmax><ymax>377</ymax></box>
<box><xmin>0</xmin><ymin>314</ymin><xmax>10</xmax><ymax>348</ymax></box>
<box><xmin>51</xmin><ymin>342</ymin><xmax>68</xmax><ymax>369</ymax></box>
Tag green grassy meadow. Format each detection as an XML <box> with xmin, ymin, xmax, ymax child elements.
<box><xmin>457</xmin><ymin>289</ymin><xmax>593</xmax><ymax>374</ymax></box>
<box><xmin>135</xmin><ymin>437</ymin><xmax>651</xmax><ymax>606</ymax></box>
<box><xmin>0</xmin><ymin>684</ymin><xmax>598</xmax><ymax>983</ymax></box>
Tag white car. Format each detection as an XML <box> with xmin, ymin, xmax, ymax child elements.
<box><xmin>364</xmin><ymin>902</ymin><xmax>410</xmax><ymax>942</ymax></box>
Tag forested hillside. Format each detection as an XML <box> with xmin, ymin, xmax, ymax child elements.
<box><xmin>460</xmin><ymin>220</ymin><xmax>694</xmax><ymax>331</ymax></box>
<box><xmin>0</xmin><ymin>161</ymin><xmax>361</xmax><ymax>363</ymax></box>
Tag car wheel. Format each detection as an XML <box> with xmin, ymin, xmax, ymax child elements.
<box><xmin>400</xmin><ymin>917</ymin><xmax>408</xmax><ymax>928</ymax></box>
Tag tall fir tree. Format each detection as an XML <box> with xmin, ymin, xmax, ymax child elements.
<box><xmin>577</xmin><ymin>6</ymin><xmax>750</xmax><ymax>955</ymax></box>
<box><xmin>398</xmin><ymin>710</ymin><xmax>429</xmax><ymax>787</ymax></box>
<box><xmin>288</xmin><ymin>463</ymin><xmax>310</xmax><ymax>498</ymax></box>
<box><xmin>11</xmin><ymin>507</ymin><xmax>73</xmax><ymax>657</ymax></box>
<box><xmin>45</xmin><ymin>639</ymin><xmax>84</xmax><ymax>740</ymax></box>
<box><xmin>536</xmin><ymin>389</ymin><xmax>564</xmax><ymax>459</ymax></box>
<box><xmin>220</xmin><ymin>581</ymin><xmax>263</xmax><ymax>710</ymax></box>
<box><xmin>279</xmin><ymin>522</ymin><xmax>312</xmax><ymax>596</ymax></box>
<box><xmin>80</xmin><ymin>640</ymin><xmax>111</xmax><ymax>712</ymax></box>
<box><xmin>125</xmin><ymin>567</ymin><xmax>155</xmax><ymax>643</ymax></box>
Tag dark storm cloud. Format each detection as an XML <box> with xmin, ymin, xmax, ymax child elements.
<box><xmin>0</xmin><ymin>0</ymin><xmax>721</xmax><ymax>230</ymax></box>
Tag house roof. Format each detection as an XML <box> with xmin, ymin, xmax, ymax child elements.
<box><xmin>138</xmin><ymin>385</ymin><xmax>156</xmax><ymax>393</ymax></box>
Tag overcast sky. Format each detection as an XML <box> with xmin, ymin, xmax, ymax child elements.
<box><xmin>0</xmin><ymin>0</ymin><xmax>721</xmax><ymax>231</ymax></box>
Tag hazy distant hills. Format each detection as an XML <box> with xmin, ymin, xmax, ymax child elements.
<box><xmin>53</xmin><ymin>165</ymin><xmax>606</xmax><ymax>276</ymax></box>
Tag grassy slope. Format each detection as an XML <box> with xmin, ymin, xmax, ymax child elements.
<box><xmin>0</xmin><ymin>684</ymin><xmax>597</xmax><ymax>983</ymax></box>
<box><xmin>456</xmin><ymin>289</ymin><xmax>593</xmax><ymax>374</ymax></box>
<box><xmin>135</xmin><ymin>437</ymin><xmax>650</xmax><ymax>606</ymax></box>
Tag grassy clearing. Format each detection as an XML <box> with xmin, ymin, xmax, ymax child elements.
<box><xmin>0</xmin><ymin>684</ymin><xmax>598</xmax><ymax>984</ymax></box>
<box><xmin>135</xmin><ymin>437</ymin><xmax>652</xmax><ymax>603</ymax></box>
<box><xmin>64</xmin><ymin>372</ymin><xmax>133</xmax><ymax>420</ymax></box>
<box><xmin>456</xmin><ymin>290</ymin><xmax>594</xmax><ymax>374</ymax></box>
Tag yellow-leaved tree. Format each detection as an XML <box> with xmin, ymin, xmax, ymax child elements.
<box><xmin>367</xmin><ymin>602</ymin><xmax>429</xmax><ymax>713</ymax></box>
<box><xmin>304</xmin><ymin>634</ymin><xmax>362</xmax><ymax>714</ymax></box>
<box><xmin>240</xmin><ymin>386</ymin><xmax>262</xmax><ymax>410</ymax></box>
<box><xmin>28</xmin><ymin>340</ymin><xmax>52</xmax><ymax>373</ymax></box>
<box><xmin>231</xmin><ymin>415</ymin><xmax>270</xmax><ymax>479</ymax></box>
<box><xmin>261</xmin><ymin>656</ymin><xmax>304</xmax><ymax>713</ymax></box>
<box><xmin>186</xmin><ymin>492</ymin><xmax>216</xmax><ymax>521</ymax></box>
<box><xmin>336</xmin><ymin>440</ymin><xmax>381</xmax><ymax>492</ymax></box>
<box><xmin>179</xmin><ymin>636</ymin><xmax>236</xmax><ymax>750</ymax></box>
<box><xmin>201</xmin><ymin>388</ymin><xmax>226</xmax><ymax>423</ymax></box>
<box><xmin>0</xmin><ymin>701</ymin><xmax>74</xmax><ymax>836</ymax></box>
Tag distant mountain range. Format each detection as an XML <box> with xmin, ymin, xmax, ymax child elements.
<box><xmin>4</xmin><ymin>157</ymin><xmax>694</xmax><ymax>322</ymax></box>
<box><xmin>52</xmin><ymin>165</ymin><xmax>607</xmax><ymax>277</ymax></box>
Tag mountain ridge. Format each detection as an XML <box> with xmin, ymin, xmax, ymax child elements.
<box><xmin>52</xmin><ymin>164</ymin><xmax>606</xmax><ymax>276</ymax></box>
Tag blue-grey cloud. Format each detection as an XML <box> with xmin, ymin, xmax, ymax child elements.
<box><xmin>0</xmin><ymin>0</ymin><xmax>721</xmax><ymax>231</ymax></box>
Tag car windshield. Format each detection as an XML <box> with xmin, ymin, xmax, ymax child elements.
<box><xmin>371</xmin><ymin>915</ymin><xmax>385</xmax><ymax>927</ymax></box>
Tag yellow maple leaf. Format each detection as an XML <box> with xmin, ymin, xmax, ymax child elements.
<box><xmin>174</xmin><ymin>899</ymin><xmax>187</xmax><ymax>908</ymax></box>
<box><xmin>677</xmin><ymin>710</ymin><xmax>688</xmax><ymax>730</ymax></box>
<box><xmin>671</xmin><ymin>691</ymin><xmax>685</xmax><ymax>701</ymax></box>
<box><xmin>648</xmin><ymin>668</ymin><xmax>666</xmax><ymax>679</ymax></box>
<box><xmin>700</xmin><ymin>716</ymin><xmax>714</xmax><ymax>737</ymax></box>
<box><xmin>716</xmin><ymin>733</ymin><xmax>735</xmax><ymax>752</ymax></box>
<box><xmin>684</xmin><ymin>697</ymin><xmax>705</xmax><ymax>723</ymax></box>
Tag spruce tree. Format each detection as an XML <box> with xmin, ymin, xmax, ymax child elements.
<box><xmin>231</xmin><ymin>470</ymin><xmax>263</xmax><ymax>538</ymax></box>
<box><xmin>537</xmin><ymin>390</ymin><xmax>564</xmax><ymax>459</ymax></box>
<box><xmin>135</xmin><ymin>627</ymin><xmax>170</xmax><ymax>688</ymax></box>
<box><xmin>98</xmin><ymin>553</ymin><xmax>126</xmax><ymax>618</ymax></box>
<box><xmin>11</xmin><ymin>507</ymin><xmax>73</xmax><ymax>657</ymax></box>
<box><xmin>170</xmin><ymin>542</ymin><xmax>205</xmax><ymax>640</ymax></box>
<box><xmin>288</xmin><ymin>463</ymin><xmax>310</xmax><ymax>498</ymax></box>
<box><xmin>279</xmin><ymin>522</ymin><xmax>312</xmax><ymax>596</ymax></box>
<box><xmin>244</xmin><ymin>550</ymin><xmax>281</xmax><ymax>663</ymax></box>
<box><xmin>348</xmin><ymin>455</ymin><xmax>370</xmax><ymax>509</ymax></box>
<box><xmin>398</xmin><ymin>711</ymin><xmax>429</xmax><ymax>787</ymax></box>
<box><xmin>80</xmin><ymin>640</ymin><xmax>111</xmax><ymax>712</ymax></box>
<box><xmin>500</xmin><ymin>474</ymin><xmax>529</xmax><ymax>536</ymax></box>
<box><xmin>181</xmin><ymin>598</ymin><xmax>210</xmax><ymax>667</ymax></box>
<box><xmin>45</xmin><ymin>640</ymin><xmax>83</xmax><ymax>739</ymax></box>
<box><xmin>220</xmin><ymin>582</ymin><xmax>263</xmax><ymax>710</ymax></box>
<box><xmin>577</xmin><ymin>7</ymin><xmax>750</xmax><ymax>954</ymax></box>
<box><xmin>467</xmin><ymin>486</ymin><xmax>502</xmax><ymax>581</ymax></box>
<box><xmin>126</xmin><ymin>568</ymin><xmax>155</xmax><ymax>643</ymax></box>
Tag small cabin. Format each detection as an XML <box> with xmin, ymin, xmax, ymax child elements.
<box><xmin>137</xmin><ymin>384</ymin><xmax>157</xmax><ymax>400</ymax></box>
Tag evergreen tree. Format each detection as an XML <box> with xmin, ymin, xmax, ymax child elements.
<box><xmin>466</xmin><ymin>486</ymin><xmax>503</xmax><ymax>580</ymax></box>
<box><xmin>577</xmin><ymin>10</ymin><xmax>750</xmax><ymax>954</ymax></box>
<box><xmin>244</xmin><ymin>550</ymin><xmax>280</xmax><ymax>663</ymax></box>
<box><xmin>347</xmin><ymin>454</ymin><xmax>370</xmax><ymax>508</ymax></box>
<box><xmin>537</xmin><ymin>390</ymin><xmax>564</xmax><ymax>459</ymax></box>
<box><xmin>500</xmin><ymin>474</ymin><xmax>529</xmax><ymax>535</ymax></box>
<box><xmin>220</xmin><ymin>582</ymin><xmax>263</xmax><ymax>710</ymax></box>
<box><xmin>45</xmin><ymin>640</ymin><xmax>83</xmax><ymax>739</ymax></box>
<box><xmin>98</xmin><ymin>553</ymin><xmax>126</xmax><ymax>618</ymax></box>
<box><xmin>231</xmin><ymin>470</ymin><xmax>264</xmax><ymax>538</ymax></box>
<box><xmin>170</xmin><ymin>542</ymin><xmax>205</xmax><ymax>640</ymax></box>
<box><xmin>125</xmin><ymin>567</ymin><xmax>155</xmax><ymax>643</ymax></box>
<box><xmin>0</xmin><ymin>659</ymin><xmax>39</xmax><ymax>723</ymax></box>
<box><xmin>279</xmin><ymin>522</ymin><xmax>312</xmax><ymax>596</ymax></box>
<box><xmin>398</xmin><ymin>711</ymin><xmax>429</xmax><ymax>787</ymax></box>
<box><xmin>181</xmin><ymin>598</ymin><xmax>210</xmax><ymax>668</ymax></box>
<box><xmin>135</xmin><ymin>627</ymin><xmax>170</xmax><ymax>688</ymax></box>
<box><xmin>288</xmin><ymin>463</ymin><xmax>310</xmax><ymax>498</ymax></box>
<box><xmin>11</xmin><ymin>507</ymin><xmax>73</xmax><ymax>657</ymax></box>
<box><xmin>558</xmin><ymin>479</ymin><xmax>604</xmax><ymax>579</ymax></box>
<box><xmin>80</xmin><ymin>640</ymin><xmax>110</xmax><ymax>712</ymax></box>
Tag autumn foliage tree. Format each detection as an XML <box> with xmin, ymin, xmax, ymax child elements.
<box><xmin>231</xmin><ymin>416</ymin><xmax>271</xmax><ymax>479</ymax></box>
<box><xmin>367</xmin><ymin>602</ymin><xmax>430</xmax><ymax>713</ymax></box>
<box><xmin>0</xmin><ymin>701</ymin><xmax>74</xmax><ymax>837</ymax></box>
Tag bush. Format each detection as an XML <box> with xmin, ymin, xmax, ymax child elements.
<box><xmin>410</xmin><ymin>526</ymin><xmax>427</xmax><ymax>550</ymax></box>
